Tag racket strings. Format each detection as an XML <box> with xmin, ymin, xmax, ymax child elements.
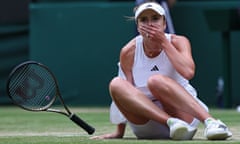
<box><xmin>9</xmin><ymin>66</ymin><xmax>32</xmax><ymax>96</ymax></box>
<box><xmin>26</xmin><ymin>65</ymin><xmax>56</xmax><ymax>109</ymax></box>
<box><xmin>9</xmin><ymin>66</ymin><xmax>36</xmax><ymax>104</ymax></box>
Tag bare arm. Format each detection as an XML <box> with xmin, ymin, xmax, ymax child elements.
<box><xmin>91</xmin><ymin>38</ymin><xmax>136</xmax><ymax>139</ymax></box>
<box><xmin>120</xmin><ymin>38</ymin><xmax>136</xmax><ymax>84</ymax></box>
<box><xmin>161</xmin><ymin>34</ymin><xmax>195</xmax><ymax>80</ymax></box>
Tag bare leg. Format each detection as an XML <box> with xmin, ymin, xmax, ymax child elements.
<box><xmin>110</xmin><ymin>77</ymin><xmax>201</xmax><ymax>140</ymax></box>
<box><xmin>147</xmin><ymin>74</ymin><xmax>211</xmax><ymax>123</ymax></box>
<box><xmin>109</xmin><ymin>77</ymin><xmax>170</xmax><ymax>125</ymax></box>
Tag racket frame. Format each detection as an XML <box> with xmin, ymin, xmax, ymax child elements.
<box><xmin>6</xmin><ymin>61</ymin><xmax>95</xmax><ymax>134</ymax></box>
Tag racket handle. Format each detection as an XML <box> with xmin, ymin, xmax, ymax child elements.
<box><xmin>69</xmin><ymin>113</ymin><xmax>95</xmax><ymax>135</ymax></box>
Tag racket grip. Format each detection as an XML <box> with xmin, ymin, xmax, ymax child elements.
<box><xmin>69</xmin><ymin>113</ymin><xmax>95</xmax><ymax>135</ymax></box>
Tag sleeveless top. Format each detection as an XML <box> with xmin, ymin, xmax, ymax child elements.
<box><xmin>133</xmin><ymin>34</ymin><xmax>190</xmax><ymax>100</ymax></box>
<box><xmin>110</xmin><ymin>34</ymin><xmax>198</xmax><ymax>124</ymax></box>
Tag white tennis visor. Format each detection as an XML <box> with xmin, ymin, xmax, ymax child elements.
<box><xmin>135</xmin><ymin>2</ymin><xmax>166</xmax><ymax>21</ymax></box>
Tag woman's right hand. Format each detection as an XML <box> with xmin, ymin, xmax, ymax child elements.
<box><xmin>90</xmin><ymin>132</ymin><xmax>123</xmax><ymax>140</ymax></box>
<box><xmin>90</xmin><ymin>123</ymin><xmax>126</xmax><ymax>139</ymax></box>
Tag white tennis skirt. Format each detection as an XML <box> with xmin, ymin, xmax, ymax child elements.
<box><xmin>128</xmin><ymin>96</ymin><xmax>208</xmax><ymax>139</ymax></box>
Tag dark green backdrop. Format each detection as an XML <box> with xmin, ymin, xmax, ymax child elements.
<box><xmin>29</xmin><ymin>2</ymin><xmax>135</xmax><ymax>106</ymax></box>
<box><xmin>1</xmin><ymin>1</ymin><xmax>240</xmax><ymax>107</ymax></box>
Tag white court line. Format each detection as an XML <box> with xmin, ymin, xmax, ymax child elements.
<box><xmin>0</xmin><ymin>132</ymin><xmax>83</xmax><ymax>137</ymax></box>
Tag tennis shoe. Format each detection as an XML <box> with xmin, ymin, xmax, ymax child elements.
<box><xmin>204</xmin><ymin>118</ymin><xmax>232</xmax><ymax>140</ymax></box>
<box><xmin>167</xmin><ymin>118</ymin><xmax>197</xmax><ymax>140</ymax></box>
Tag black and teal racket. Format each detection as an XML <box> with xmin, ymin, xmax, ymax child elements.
<box><xmin>6</xmin><ymin>61</ymin><xmax>95</xmax><ymax>135</ymax></box>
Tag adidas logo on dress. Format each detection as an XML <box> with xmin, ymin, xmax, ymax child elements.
<box><xmin>151</xmin><ymin>65</ymin><xmax>159</xmax><ymax>71</ymax></box>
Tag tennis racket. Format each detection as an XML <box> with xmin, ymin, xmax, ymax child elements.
<box><xmin>6</xmin><ymin>61</ymin><xmax>95</xmax><ymax>135</ymax></box>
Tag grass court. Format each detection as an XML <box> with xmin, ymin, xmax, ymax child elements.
<box><xmin>0</xmin><ymin>106</ymin><xmax>239</xmax><ymax>144</ymax></box>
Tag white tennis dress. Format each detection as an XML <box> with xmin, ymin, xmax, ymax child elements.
<box><xmin>110</xmin><ymin>34</ymin><xmax>208</xmax><ymax>139</ymax></box>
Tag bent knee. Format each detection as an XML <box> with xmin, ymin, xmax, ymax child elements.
<box><xmin>147</xmin><ymin>75</ymin><xmax>171</xmax><ymax>91</ymax></box>
<box><xmin>109</xmin><ymin>77</ymin><xmax>129</xmax><ymax>95</ymax></box>
<box><xmin>109</xmin><ymin>77</ymin><xmax>123</xmax><ymax>90</ymax></box>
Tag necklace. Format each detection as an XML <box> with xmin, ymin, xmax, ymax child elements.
<box><xmin>147</xmin><ymin>49</ymin><xmax>162</xmax><ymax>57</ymax></box>
<box><xmin>143</xmin><ymin>42</ymin><xmax>162</xmax><ymax>58</ymax></box>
